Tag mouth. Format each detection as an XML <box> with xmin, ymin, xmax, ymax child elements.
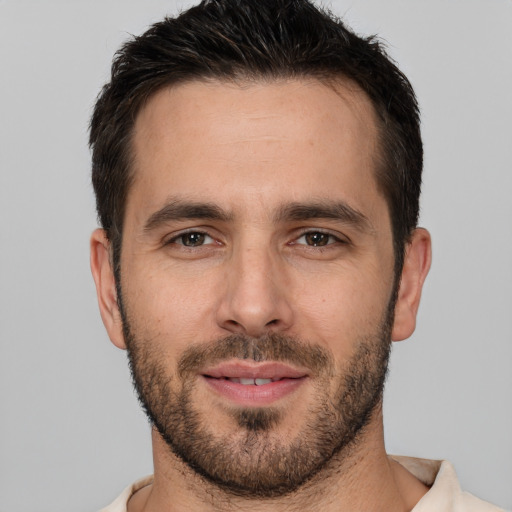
<box><xmin>201</xmin><ymin>361</ymin><xmax>309</xmax><ymax>406</ymax></box>
<box><xmin>217</xmin><ymin>377</ymin><xmax>282</xmax><ymax>385</ymax></box>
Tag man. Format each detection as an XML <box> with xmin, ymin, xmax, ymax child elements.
<box><xmin>89</xmin><ymin>0</ymin><xmax>503</xmax><ymax>510</ymax></box>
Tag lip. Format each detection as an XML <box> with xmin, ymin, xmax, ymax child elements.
<box><xmin>201</xmin><ymin>360</ymin><xmax>309</xmax><ymax>406</ymax></box>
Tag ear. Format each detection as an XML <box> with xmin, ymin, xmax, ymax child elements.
<box><xmin>90</xmin><ymin>229</ymin><xmax>126</xmax><ymax>349</ymax></box>
<box><xmin>391</xmin><ymin>228</ymin><xmax>432</xmax><ymax>341</ymax></box>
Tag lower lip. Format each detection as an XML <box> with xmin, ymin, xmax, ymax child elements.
<box><xmin>202</xmin><ymin>376</ymin><xmax>307</xmax><ymax>406</ymax></box>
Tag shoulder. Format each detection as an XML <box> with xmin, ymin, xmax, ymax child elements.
<box><xmin>98</xmin><ymin>475</ymin><xmax>154</xmax><ymax>512</ymax></box>
<box><xmin>390</xmin><ymin>456</ymin><xmax>506</xmax><ymax>512</ymax></box>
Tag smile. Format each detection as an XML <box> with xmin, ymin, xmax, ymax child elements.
<box><xmin>225</xmin><ymin>377</ymin><xmax>277</xmax><ymax>385</ymax></box>
<box><xmin>201</xmin><ymin>361</ymin><xmax>308</xmax><ymax>405</ymax></box>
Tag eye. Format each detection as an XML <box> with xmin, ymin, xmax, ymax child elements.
<box><xmin>170</xmin><ymin>231</ymin><xmax>214</xmax><ymax>247</ymax></box>
<box><xmin>296</xmin><ymin>231</ymin><xmax>339</xmax><ymax>247</ymax></box>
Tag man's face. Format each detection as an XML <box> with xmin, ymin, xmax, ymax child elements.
<box><xmin>111</xmin><ymin>79</ymin><xmax>399</xmax><ymax>495</ymax></box>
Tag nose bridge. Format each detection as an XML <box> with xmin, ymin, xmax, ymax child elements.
<box><xmin>237</xmin><ymin>242</ymin><xmax>274</xmax><ymax>301</ymax></box>
<box><xmin>217</xmin><ymin>235</ymin><xmax>293</xmax><ymax>336</ymax></box>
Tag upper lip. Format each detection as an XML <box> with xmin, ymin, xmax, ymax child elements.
<box><xmin>202</xmin><ymin>361</ymin><xmax>309</xmax><ymax>380</ymax></box>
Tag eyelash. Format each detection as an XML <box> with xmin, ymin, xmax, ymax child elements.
<box><xmin>164</xmin><ymin>229</ymin><xmax>348</xmax><ymax>249</ymax></box>
<box><xmin>292</xmin><ymin>229</ymin><xmax>348</xmax><ymax>248</ymax></box>
<box><xmin>165</xmin><ymin>230</ymin><xmax>216</xmax><ymax>248</ymax></box>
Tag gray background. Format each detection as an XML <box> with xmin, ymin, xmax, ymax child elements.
<box><xmin>1</xmin><ymin>1</ymin><xmax>511</xmax><ymax>510</ymax></box>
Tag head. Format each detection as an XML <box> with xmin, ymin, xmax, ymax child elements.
<box><xmin>90</xmin><ymin>0</ymin><xmax>430</xmax><ymax>500</ymax></box>
<box><xmin>90</xmin><ymin>0</ymin><xmax>422</xmax><ymax>280</ymax></box>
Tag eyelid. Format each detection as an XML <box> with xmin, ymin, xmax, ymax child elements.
<box><xmin>161</xmin><ymin>227</ymin><xmax>349</xmax><ymax>247</ymax></box>
<box><xmin>164</xmin><ymin>228</ymin><xmax>217</xmax><ymax>246</ymax></box>
<box><xmin>293</xmin><ymin>228</ymin><xmax>350</xmax><ymax>246</ymax></box>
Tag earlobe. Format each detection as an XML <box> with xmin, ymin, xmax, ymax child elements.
<box><xmin>391</xmin><ymin>228</ymin><xmax>432</xmax><ymax>342</ymax></box>
<box><xmin>90</xmin><ymin>228</ymin><xmax>127</xmax><ymax>350</ymax></box>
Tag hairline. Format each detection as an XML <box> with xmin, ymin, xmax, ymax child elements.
<box><xmin>111</xmin><ymin>73</ymin><xmax>405</xmax><ymax>278</ymax></box>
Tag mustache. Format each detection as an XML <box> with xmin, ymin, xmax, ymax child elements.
<box><xmin>177</xmin><ymin>332</ymin><xmax>334</xmax><ymax>378</ymax></box>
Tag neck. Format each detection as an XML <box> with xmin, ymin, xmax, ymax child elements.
<box><xmin>128</xmin><ymin>407</ymin><xmax>429</xmax><ymax>512</ymax></box>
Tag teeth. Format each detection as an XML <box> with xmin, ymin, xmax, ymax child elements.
<box><xmin>226</xmin><ymin>377</ymin><xmax>274</xmax><ymax>385</ymax></box>
<box><xmin>255</xmin><ymin>378</ymin><xmax>272</xmax><ymax>386</ymax></box>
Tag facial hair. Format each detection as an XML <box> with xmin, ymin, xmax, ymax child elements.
<box><xmin>120</xmin><ymin>298</ymin><xmax>392</xmax><ymax>498</ymax></box>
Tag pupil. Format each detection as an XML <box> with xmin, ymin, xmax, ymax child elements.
<box><xmin>306</xmin><ymin>232</ymin><xmax>328</xmax><ymax>246</ymax></box>
<box><xmin>183</xmin><ymin>233</ymin><xmax>205</xmax><ymax>246</ymax></box>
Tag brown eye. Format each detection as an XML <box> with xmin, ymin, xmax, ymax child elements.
<box><xmin>178</xmin><ymin>232</ymin><xmax>208</xmax><ymax>247</ymax></box>
<box><xmin>304</xmin><ymin>232</ymin><xmax>331</xmax><ymax>246</ymax></box>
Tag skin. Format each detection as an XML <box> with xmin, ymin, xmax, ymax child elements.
<box><xmin>91</xmin><ymin>79</ymin><xmax>431</xmax><ymax>511</ymax></box>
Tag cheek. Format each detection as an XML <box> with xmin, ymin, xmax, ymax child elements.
<box><xmin>122</xmin><ymin>262</ymin><xmax>220</xmax><ymax>350</ymax></box>
<box><xmin>291</xmin><ymin>262</ymin><xmax>392</xmax><ymax>356</ymax></box>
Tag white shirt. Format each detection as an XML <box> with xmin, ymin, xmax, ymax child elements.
<box><xmin>390</xmin><ymin>456</ymin><xmax>505</xmax><ymax>511</ymax></box>
<box><xmin>99</xmin><ymin>456</ymin><xmax>506</xmax><ymax>511</ymax></box>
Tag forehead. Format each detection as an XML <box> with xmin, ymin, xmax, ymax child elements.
<box><xmin>129</xmin><ymin>78</ymin><xmax>382</xmax><ymax>220</ymax></box>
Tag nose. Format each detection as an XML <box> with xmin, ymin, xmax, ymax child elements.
<box><xmin>215</xmin><ymin>244</ymin><xmax>294</xmax><ymax>337</ymax></box>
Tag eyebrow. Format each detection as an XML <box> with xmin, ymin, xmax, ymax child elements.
<box><xmin>274</xmin><ymin>201</ymin><xmax>373</xmax><ymax>232</ymax></box>
<box><xmin>143</xmin><ymin>198</ymin><xmax>373</xmax><ymax>233</ymax></box>
<box><xmin>143</xmin><ymin>198</ymin><xmax>233</xmax><ymax>232</ymax></box>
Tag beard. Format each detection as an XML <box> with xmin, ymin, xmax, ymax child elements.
<box><xmin>120</xmin><ymin>296</ymin><xmax>392</xmax><ymax>498</ymax></box>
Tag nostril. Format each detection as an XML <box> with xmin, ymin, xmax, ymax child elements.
<box><xmin>265</xmin><ymin>319</ymin><xmax>279</xmax><ymax>327</ymax></box>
